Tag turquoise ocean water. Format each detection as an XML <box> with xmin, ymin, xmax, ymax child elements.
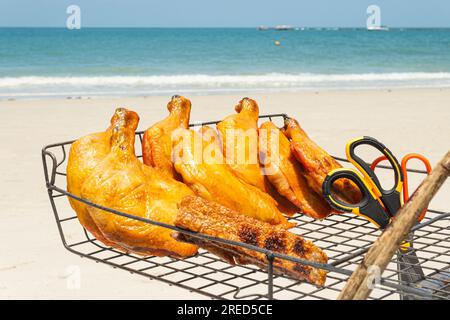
<box><xmin>1</xmin><ymin>28</ymin><xmax>450</xmax><ymax>98</ymax></box>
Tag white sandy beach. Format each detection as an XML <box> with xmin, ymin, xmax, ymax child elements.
<box><xmin>0</xmin><ymin>88</ymin><xmax>449</xmax><ymax>299</ymax></box>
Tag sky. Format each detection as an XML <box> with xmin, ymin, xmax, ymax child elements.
<box><xmin>0</xmin><ymin>0</ymin><xmax>449</xmax><ymax>28</ymax></box>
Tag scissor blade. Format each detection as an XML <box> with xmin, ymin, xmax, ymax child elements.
<box><xmin>396</xmin><ymin>232</ymin><xmax>426</xmax><ymax>300</ymax></box>
<box><xmin>397</xmin><ymin>250</ymin><xmax>425</xmax><ymax>283</ymax></box>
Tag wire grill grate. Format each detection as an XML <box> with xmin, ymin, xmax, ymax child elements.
<box><xmin>42</xmin><ymin>114</ymin><xmax>450</xmax><ymax>300</ymax></box>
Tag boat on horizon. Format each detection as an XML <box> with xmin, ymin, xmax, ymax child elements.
<box><xmin>275</xmin><ymin>25</ymin><xmax>294</xmax><ymax>31</ymax></box>
<box><xmin>367</xmin><ymin>25</ymin><xmax>389</xmax><ymax>31</ymax></box>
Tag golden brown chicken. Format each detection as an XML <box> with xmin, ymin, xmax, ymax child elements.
<box><xmin>217</xmin><ymin>98</ymin><xmax>298</xmax><ymax>214</ymax></box>
<box><xmin>172</xmin><ymin>126</ymin><xmax>292</xmax><ymax>228</ymax></box>
<box><xmin>259</xmin><ymin>121</ymin><xmax>334</xmax><ymax>219</ymax></box>
<box><xmin>283</xmin><ymin>118</ymin><xmax>362</xmax><ymax>204</ymax></box>
<box><xmin>80</xmin><ymin>108</ymin><xmax>197</xmax><ymax>257</ymax></box>
<box><xmin>67</xmin><ymin>110</ymin><xmax>126</xmax><ymax>248</ymax></box>
<box><xmin>142</xmin><ymin>95</ymin><xmax>191</xmax><ymax>179</ymax></box>
<box><xmin>174</xmin><ymin>196</ymin><xmax>328</xmax><ymax>286</ymax></box>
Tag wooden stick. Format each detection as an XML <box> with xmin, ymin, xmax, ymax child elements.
<box><xmin>338</xmin><ymin>150</ymin><xmax>450</xmax><ymax>300</ymax></box>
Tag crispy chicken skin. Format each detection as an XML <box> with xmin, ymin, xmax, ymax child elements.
<box><xmin>174</xmin><ymin>196</ymin><xmax>328</xmax><ymax>286</ymax></box>
<box><xmin>142</xmin><ymin>95</ymin><xmax>191</xmax><ymax>180</ymax></box>
<box><xmin>217</xmin><ymin>98</ymin><xmax>298</xmax><ymax>214</ymax></box>
<box><xmin>283</xmin><ymin>118</ymin><xmax>362</xmax><ymax>204</ymax></box>
<box><xmin>259</xmin><ymin>121</ymin><xmax>334</xmax><ymax>219</ymax></box>
<box><xmin>172</xmin><ymin>126</ymin><xmax>292</xmax><ymax>227</ymax></box>
<box><xmin>80</xmin><ymin>108</ymin><xmax>197</xmax><ymax>257</ymax></box>
<box><xmin>67</xmin><ymin>110</ymin><xmax>127</xmax><ymax>248</ymax></box>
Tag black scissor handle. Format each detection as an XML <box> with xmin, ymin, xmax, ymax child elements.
<box><xmin>346</xmin><ymin>136</ymin><xmax>403</xmax><ymax>215</ymax></box>
<box><xmin>322</xmin><ymin>168</ymin><xmax>391</xmax><ymax>229</ymax></box>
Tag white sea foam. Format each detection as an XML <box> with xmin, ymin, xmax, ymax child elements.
<box><xmin>1</xmin><ymin>73</ymin><xmax>450</xmax><ymax>98</ymax></box>
<box><xmin>2</xmin><ymin>72</ymin><xmax>450</xmax><ymax>86</ymax></box>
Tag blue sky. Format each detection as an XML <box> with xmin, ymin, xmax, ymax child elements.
<box><xmin>1</xmin><ymin>0</ymin><xmax>449</xmax><ymax>27</ymax></box>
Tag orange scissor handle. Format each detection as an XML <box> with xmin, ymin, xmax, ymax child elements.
<box><xmin>401</xmin><ymin>154</ymin><xmax>432</xmax><ymax>221</ymax></box>
<box><xmin>370</xmin><ymin>153</ymin><xmax>432</xmax><ymax>221</ymax></box>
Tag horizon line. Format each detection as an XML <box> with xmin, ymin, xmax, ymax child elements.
<box><xmin>1</xmin><ymin>26</ymin><xmax>450</xmax><ymax>29</ymax></box>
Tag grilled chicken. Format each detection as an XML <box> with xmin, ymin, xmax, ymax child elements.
<box><xmin>217</xmin><ymin>98</ymin><xmax>298</xmax><ymax>214</ymax></box>
<box><xmin>173</xmin><ymin>196</ymin><xmax>328</xmax><ymax>286</ymax></box>
<box><xmin>80</xmin><ymin>108</ymin><xmax>197</xmax><ymax>257</ymax></box>
<box><xmin>172</xmin><ymin>126</ymin><xmax>292</xmax><ymax>227</ymax></box>
<box><xmin>283</xmin><ymin>118</ymin><xmax>362</xmax><ymax>204</ymax></box>
<box><xmin>259</xmin><ymin>121</ymin><xmax>334</xmax><ymax>219</ymax></box>
<box><xmin>142</xmin><ymin>95</ymin><xmax>191</xmax><ymax>180</ymax></box>
<box><xmin>67</xmin><ymin>110</ymin><xmax>127</xmax><ymax>248</ymax></box>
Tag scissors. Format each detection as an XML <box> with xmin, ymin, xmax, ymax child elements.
<box><xmin>370</xmin><ymin>152</ymin><xmax>432</xmax><ymax>299</ymax></box>
<box><xmin>322</xmin><ymin>136</ymin><xmax>431</xmax><ymax>298</ymax></box>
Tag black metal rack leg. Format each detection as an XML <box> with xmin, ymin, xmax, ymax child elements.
<box><xmin>267</xmin><ymin>253</ymin><xmax>274</xmax><ymax>300</ymax></box>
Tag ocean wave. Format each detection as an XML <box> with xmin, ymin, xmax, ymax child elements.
<box><xmin>1</xmin><ymin>73</ymin><xmax>450</xmax><ymax>98</ymax></box>
<box><xmin>2</xmin><ymin>73</ymin><xmax>450</xmax><ymax>87</ymax></box>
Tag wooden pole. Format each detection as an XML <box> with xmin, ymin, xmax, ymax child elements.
<box><xmin>338</xmin><ymin>150</ymin><xmax>450</xmax><ymax>300</ymax></box>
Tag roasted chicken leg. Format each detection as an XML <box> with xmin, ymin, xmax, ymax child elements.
<box><xmin>283</xmin><ymin>118</ymin><xmax>362</xmax><ymax>204</ymax></box>
<box><xmin>174</xmin><ymin>196</ymin><xmax>328</xmax><ymax>286</ymax></box>
<box><xmin>67</xmin><ymin>109</ymin><xmax>127</xmax><ymax>248</ymax></box>
<box><xmin>80</xmin><ymin>108</ymin><xmax>197</xmax><ymax>257</ymax></box>
<box><xmin>217</xmin><ymin>98</ymin><xmax>298</xmax><ymax>214</ymax></box>
<box><xmin>142</xmin><ymin>95</ymin><xmax>191</xmax><ymax>179</ymax></box>
<box><xmin>172</xmin><ymin>126</ymin><xmax>292</xmax><ymax>227</ymax></box>
<box><xmin>259</xmin><ymin>121</ymin><xmax>334</xmax><ymax>219</ymax></box>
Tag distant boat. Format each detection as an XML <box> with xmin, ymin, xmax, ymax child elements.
<box><xmin>257</xmin><ymin>26</ymin><xmax>269</xmax><ymax>31</ymax></box>
<box><xmin>367</xmin><ymin>25</ymin><xmax>389</xmax><ymax>31</ymax></box>
<box><xmin>275</xmin><ymin>25</ymin><xmax>294</xmax><ymax>31</ymax></box>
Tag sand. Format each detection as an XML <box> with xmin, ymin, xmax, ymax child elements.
<box><xmin>0</xmin><ymin>88</ymin><xmax>449</xmax><ymax>299</ymax></box>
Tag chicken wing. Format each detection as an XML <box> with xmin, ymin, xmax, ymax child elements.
<box><xmin>142</xmin><ymin>95</ymin><xmax>191</xmax><ymax>179</ymax></box>
<box><xmin>259</xmin><ymin>121</ymin><xmax>333</xmax><ymax>219</ymax></box>
<box><xmin>172</xmin><ymin>126</ymin><xmax>292</xmax><ymax>227</ymax></box>
<box><xmin>283</xmin><ymin>118</ymin><xmax>362</xmax><ymax>204</ymax></box>
<box><xmin>80</xmin><ymin>108</ymin><xmax>197</xmax><ymax>257</ymax></box>
<box><xmin>67</xmin><ymin>109</ymin><xmax>127</xmax><ymax>248</ymax></box>
<box><xmin>217</xmin><ymin>98</ymin><xmax>298</xmax><ymax>214</ymax></box>
<box><xmin>173</xmin><ymin>196</ymin><xmax>328</xmax><ymax>286</ymax></box>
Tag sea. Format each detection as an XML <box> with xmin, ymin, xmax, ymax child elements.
<box><xmin>1</xmin><ymin>27</ymin><xmax>450</xmax><ymax>99</ymax></box>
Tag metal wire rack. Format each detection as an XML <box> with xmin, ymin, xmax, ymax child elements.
<box><xmin>42</xmin><ymin>114</ymin><xmax>450</xmax><ymax>300</ymax></box>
